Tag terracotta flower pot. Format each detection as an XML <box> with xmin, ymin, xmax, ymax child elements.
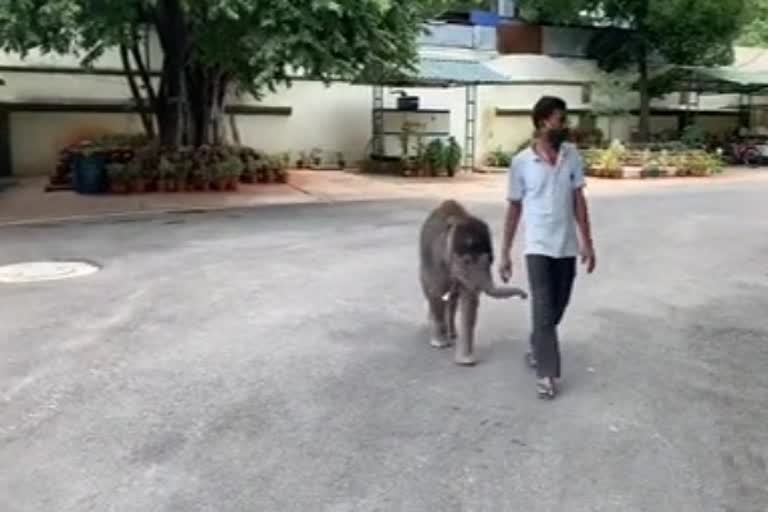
<box><xmin>110</xmin><ymin>183</ymin><xmax>128</xmax><ymax>194</ymax></box>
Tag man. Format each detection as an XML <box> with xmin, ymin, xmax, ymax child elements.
<box><xmin>499</xmin><ymin>96</ymin><xmax>596</xmax><ymax>400</ymax></box>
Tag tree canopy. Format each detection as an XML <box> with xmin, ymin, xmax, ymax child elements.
<box><xmin>736</xmin><ymin>0</ymin><xmax>768</xmax><ymax>47</ymax></box>
<box><xmin>518</xmin><ymin>0</ymin><xmax>749</xmax><ymax>140</ymax></box>
<box><xmin>0</xmin><ymin>0</ymin><xmax>464</xmax><ymax>146</ymax></box>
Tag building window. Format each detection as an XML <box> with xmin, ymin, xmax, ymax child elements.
<box><xmin>582</xmin><ymin>84</ymin><xmax>592</xmax><ymax>105</ymax></box>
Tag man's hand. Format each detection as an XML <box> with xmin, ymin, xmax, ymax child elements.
<box><xmin>499</xmin><ymin>254</ymin><xmax>513</xmax><ymax>283</ymax></box>
<box><xmin>580</xmin><ymin>243</ymin><xmax>596</xmax><ymax>274</ymax></box>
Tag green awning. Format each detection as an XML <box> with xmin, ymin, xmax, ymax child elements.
<box><xmin>357</xmin><ymin>58</ymin><xmax>509</xmax><ymax>87</ymax></box>
<box><xmin>653</xmin><ymin>66</ymin><xmax>768</xmax><ymax>94</ymax></box>
<box><xmin>413</xmin><ymin>58</ymin><xmax>508</xmax><ymax>86</ymax></box>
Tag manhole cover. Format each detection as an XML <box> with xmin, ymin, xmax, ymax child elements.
<box><xmin>0</xmin><ymin>261</ymin><xmax>100</xmax><ymax>283</ymax></box>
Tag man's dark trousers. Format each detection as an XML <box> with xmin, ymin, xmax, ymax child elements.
<box><xmin>526</xmin><ymin>254</ymin><xmax>576</xmax><ymax>379</ymax></box>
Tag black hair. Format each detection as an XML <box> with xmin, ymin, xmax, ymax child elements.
<box><xmin>532</xmin><ymin>96</ymin><xmax>567</xmax><ymax>129</ymax></box>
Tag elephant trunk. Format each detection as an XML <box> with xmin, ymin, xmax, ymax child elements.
<box><xmin>482</xmin><ymin>275</ymin><xmax>527</xmax><ymax>300</ymax></box>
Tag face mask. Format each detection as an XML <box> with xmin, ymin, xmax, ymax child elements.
<box><xmin>547</xmin><ymin>128</ymin><xmax>570</xmax><ymax>151</ymax></box>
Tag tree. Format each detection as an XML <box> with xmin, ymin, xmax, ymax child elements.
<box><xmin>737</xmin><ymin>0</ymin><xmax>768</xmax><ymax>47</ymax></box>
<box><xmin>518</xmin><ymin>0</ymin><xmax>748</xmax><ymax>141</ymax></box>
<box><xmin>0</xmin><ymin>0</ymin><xmax>462</xmax><ymax>147</ymax></box>
<box><xmin>590</xmin><ymin>70</ymin><xmax>636</xmax><ymax>142</ymax></box>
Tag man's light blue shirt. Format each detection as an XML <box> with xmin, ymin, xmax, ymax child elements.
<box><xmin>506</xmin><ymin>142</ymin><xmax>586</xmax><ymax>258</ymax></box>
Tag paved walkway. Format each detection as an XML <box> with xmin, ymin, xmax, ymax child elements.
<box><xmin>2</xmin><ymin>168</ymin><xmax>767</xmax><ymax>225</ymax></box>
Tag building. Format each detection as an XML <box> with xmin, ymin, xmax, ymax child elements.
<box><xmin>0</xmin><ymin>7</ymin><xmax>762</xmax><ymax>177</ymax></box>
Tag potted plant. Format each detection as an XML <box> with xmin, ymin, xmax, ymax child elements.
<box><xmin>486</xmin><ymin>146</ymin><xmax>511</xmax><ymax>168</ymax></box>
<box><xmin>106</xmin><ymin>163</ymin><xmax>129</xmax><ymax>194</ymax></box>
<box><xmin>444</xmin><ymin>137</ymin><xmax>462</xmax><ymax>177</ymax></box>
<box><xmin>226</xmin><ymin>156</ymin><xmax>244</xmax><ymax>190</ymax></box>
<box><xmin>310</xmin><ymin>147</ymin><xmax>322</xmax><ymax>168</ymax></box>
<box><xmin>296</xmin><ymin>151</ymin><xmax>308</xmax><ymax>169</ymax></box>
<box><xmin>242</xmin><ymin>156</ymin><xmax>258</xmax><ymax>183</ymax></box>
<box><xmin>173</xmin><ymin>159</ymin><xmax>190</xmax><ymax>191</ymax></box>
<box><xmin>210</xmin><ymin>161</ymin><xmax>228</xmax><ymax>191</ymax></box>
<box><xmin>273</xmin><ymin>155</ymin><xmax>288</xmax><ymax>183</ymax></box>
<box><xmin>122</xmin><ymin>160</ymin><xmax>144</xmax><ymax>193</ymax></box>
<box><xmin>157</xmin><ymin>156</ymin><xmax>176</xmax><ymax>192</ymax></box>
<box><xmin>190</xmin><ymin>165</ymin><xmax>210</xmax><ymax>191</ymax></box>
<box><xmin>424</xmin><ymin>139</ymin><xmax>445</xmax><ymax>177</ymax></box>
<box><xmin>256</xmin><ymin>159</ymin><xmax>269</xmax><ymax>183</ymax></box>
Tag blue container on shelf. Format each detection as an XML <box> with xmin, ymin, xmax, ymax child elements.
<box><xmin>72</xmin><ymin>152</ymin><xmax>108</xmax><ymax>194</ymax></box>
<box><xmin>470</xmin><ymin>10</ymin><xmax>501</xmax><ymax>26</ymax></box>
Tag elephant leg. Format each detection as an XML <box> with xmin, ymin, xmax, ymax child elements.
<box><xmin>445</xmin><ymin>292</ymin><xmax>459</xmax><ymax>344</ymax></box>
<box><xmin>428</xmin><ymin>296</ymin><xmax>450</xmax><ymax>348</ymax></box>
<box><xmin>455</xmin><ymin>289</ymin><xmax>479</xmax><ymax>366</ymax></box>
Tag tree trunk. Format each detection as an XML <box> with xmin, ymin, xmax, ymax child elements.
<box><xmin>637</xmin><ymin>44</ymin><xmax>651</xmax><ymax>142</ymax></box>
<box><xmin>128</xmin><ymin>32</ymin><xmax>158</xmax><ymax>115</ymax></box>
<box><xmin>185</xmin><ymin>65</ymin><xmax>230</xmax><ymax>146</ymax></box>
<box><xmin>119</xmin><ymin>44</ymin><xmax>155</xmax><ymax>137</ymax></box>
<box><xmin>211</xmin><ymin>74</ymin><xmax>229</xmax><ymax>145</ymax></box>
<box><xmin>154</xmin><ymin>0</ymin><xmax>187</xmax><ymax>147</ymax></box>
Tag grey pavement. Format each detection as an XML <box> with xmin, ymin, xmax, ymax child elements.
<box><xmin>1</xmin><ymin>182</ymin><xmax>768</xmax><ymax>511</ymax></box>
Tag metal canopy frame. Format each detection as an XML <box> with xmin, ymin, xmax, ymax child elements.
<box><xmin>370</xmin><ymin>83</ymin><xmax>481</xmax><ymax>172</ymax></box>
<box><xmin>652</xmin><ymin>66</ymin><xmax>768</xmax><ymax>132</ymax></box>
<box><xmin>364</xmin><ymin>58</ymin><xmax>511</xmax><ymax>172</ymax></box>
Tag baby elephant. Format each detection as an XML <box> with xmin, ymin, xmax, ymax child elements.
<box><xmin>419</xmin><ymin>199</ymin><xmax>527</xmax><ymax>366</ymax></box>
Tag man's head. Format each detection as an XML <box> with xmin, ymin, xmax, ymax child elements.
<box><xmin>532</xmin><ymin>96</ymin><xmax>569</xmax><ymax>151</ymax></box>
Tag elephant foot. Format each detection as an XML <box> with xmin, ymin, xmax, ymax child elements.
<box><xmin>430</xmin><ymin>338</ymin><xmax>451</xmax><ymax>349</ymax></box>
<box><xmin>454</xmin><ymin>353</ymin><xmax>477</xmax><ymax>366</ymax></box>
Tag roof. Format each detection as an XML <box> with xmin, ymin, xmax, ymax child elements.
<box><xmin>360</xmin><ymin>57</ymin><xmax>510</xmax><ymax>87</ymax></box>
<box><xmin>485</xmin><ymin>54</ymin><xmax>594</xmax><ymax>84</ymax></box>
<box><xmin>655</xmin><ymin>65</ymin><xmax>768</xmax><ymax>94</ymax></box>
<box><xmin>415</xmin><ymin>58</ymin><xmax>508</xmax><ymax>85</ymax></box>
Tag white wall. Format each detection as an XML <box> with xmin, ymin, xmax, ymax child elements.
<box><xmin>2</xmin><ymin>72</ymin><xmax>137</xmax><ymax>102</ymax></box>
<box><xmin>233</xmin><ymin>81</ymin><xmax>372</xmax><ymax>164</ymax></box>
<box><xmin>10</xmin><ymin>112</ymin><xmax>145</xmax><ymax>176</ymax></box>
<box><xmin>477</xmin><ymin>83</ymin><xmax>588</xmax><ymax>162</ymax></box>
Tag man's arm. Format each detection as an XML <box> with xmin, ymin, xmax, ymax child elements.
<box><xmin>500</xmin><ymin>155</ymin><xmax>525</xmax><ymax>282</ymax></box>
<box><xmin>574</xmin><ymin>188</ymin><xmax>596</xmax><ymax>273</ymax></box>
<box><xmin>501</xmin><ymin>200</ymin><xmax>522</xmax><ymax>258</ymax></box>
<box><xmin>574</xmin><ymin>189</ymin><xmax>592</xmax><ymax>245</ymax></box>
<box><xmin>499</xmin><ymin>199</ymin><xmax>522</xmax><ymax>282</ymax></box>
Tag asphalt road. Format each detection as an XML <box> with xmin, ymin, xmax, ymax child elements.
<box><xmin>1</xmin><ymin>182</ymin><xmax>767</xmax><ymax>511</ymax></box>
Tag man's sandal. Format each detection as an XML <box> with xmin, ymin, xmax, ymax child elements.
<box><xmin>537</xmin><ymin>378</ymin><xmax>557</xmax><ymax>400</ymax></box>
